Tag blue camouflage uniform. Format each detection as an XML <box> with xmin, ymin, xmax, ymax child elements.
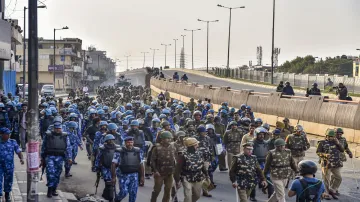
<box><xmin>112</xmin><ymin>147</ymin><xmax>144</xmax><ymax>202</ymax></box>
<box><xmin>64</xmin><ymin>127</ymin><xmax>82</xmax><ymax>175</ymax></box>
<box><xmin>93</xmin><ymin>131</ymin><xmax>105</xmax><ymax>154</ymax></box>
<box><xmin>41</xmin><ymin>131</ymin><xmax>72</xmax><ymax>188</ymax></box>
<box><xmin>0</xmin><ymin>138</ymin><xmax>21</xmax><ymax>195</ymax></box>
<box><xmin>149</xmin><ymin>127</ymin><xmax>161</xmax><ymax>144</ymax></box>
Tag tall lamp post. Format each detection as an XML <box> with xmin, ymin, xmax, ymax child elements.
<box><xmin>53</xmin><ymin>26</ymin><xmax>69</xmax><ymax>89</ymax></box>
<box><xmin>141</xmin><ymin>52</ymin><xmax>149</xmax><ymax>68</ymax></box>
<box><xmin>217</xmin><ymin>4</ymin><xmax>245</xmax><ymax>76</ymax></box>
<box><xmin>150</xmin><ymin>48</ymin><xmax>159</xmax><ymax>68</ymax></box>
<box><xmin>184</xmin><ymin>28</ymin><xmax>201</xmax><ymax>70</ymax></box>
<box><xmin>271</xmin><ymin>0</ymin><xmax>276</xmax><ymax>84</ymax></box>
<box><xmin>23</xmin><ymin>5</ymin><xmax>46</xmax><ymax>99</ymax></box>
<box><xmin>161</xmin><ymin>43</ymin><xmax>171</xmax><ymax>68</ymax></box>
<box><xmin>198</xmin><ymin>19</ymin><xmax>219</xmax><ymax>73</ymax></box>
<box><xmin>173</xmin><ymin>39</ymin><xmax>178</xmax><ymax>68</ymax></box>
<box><xmin>125</xmin><ymin>55</ymin><xmax>131</xmax><ymax>71</ymax></box>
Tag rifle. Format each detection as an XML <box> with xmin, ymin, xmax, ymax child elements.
<box><xmin>95</xmin><ymin>171</ymin><xmax>101</xmax><ymax>194</ymax></box>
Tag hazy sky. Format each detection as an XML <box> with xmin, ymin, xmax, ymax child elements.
<box><xmin>5</xmin><ymin>0</ymin><xmax>360</xmax><ymax>72</ymax></box>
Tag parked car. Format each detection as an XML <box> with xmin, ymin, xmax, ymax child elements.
<box><xmin>40</xmin><ymin>85</ymin><xmax>55</xmax><ymax>97</ymax></box>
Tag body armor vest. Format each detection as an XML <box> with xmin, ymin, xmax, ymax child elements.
<box><xmin>253</xmin><ymin>140</ymin><xmax>269</xmax><ymax>163</ymax></box>
<box><xmin>182</xmin><ymin>151</ymin><xmax>204</xmax><ymax>183</ymax></box>
<box><xmin>118</xmin><ymin>147</ymin><xmax>141</xmax><ymax>174</ymax></box>
<box><xmin>155</xmin><ymin>143</ymin><xmax>176</xmax><ymax>175</ymax></box>
<box><xmin>45</xmin><ymin>132</ymin><xmax>67</xmax><ymax>156</ymax></box>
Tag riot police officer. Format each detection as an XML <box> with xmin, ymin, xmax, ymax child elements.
<box><xmin>223</xmin><ymin>121</ymin><xmax>244</xmax><ymax>169</ymax></box>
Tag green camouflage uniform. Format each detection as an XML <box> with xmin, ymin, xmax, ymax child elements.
<box><xmin>337</xmin><ymin>137</ymin><xmax>352</xmax><ymax>162</ymax></box>
<box><xmin>264</xmin><ymin>149</ymin><xmax>297</xmax><ymax>180</ymax></box>
<box><xmin>316</xmin><ymin>140</ymin><xmax>344</xmax><ymax>169</ymax></box>
<box><xmin>223</xmin><ymin>129</ymin><xmax>244</xmax><ymax>154</ymax></box>
<box><xmin>285</xmin><ymin>134</ymin><xmax>310</xmax><ymax>157</ymax></box>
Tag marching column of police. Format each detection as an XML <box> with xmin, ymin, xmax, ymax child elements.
<box><xmin>0</xmin><ymin>79</ymin><xmax>353</xmax><ymax>202</ymax></box>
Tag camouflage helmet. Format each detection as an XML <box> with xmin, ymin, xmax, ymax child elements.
<box><xmin>160</xmin><ymin>131</ymin><xmax>173</xmax><ymax>139</ymax></box>
<box><xmin>326</xmin><ymin>129</ymin><xmax>336</xmax><ymax>137</ymax></box>
<box><xmin>274</xmin><ymin>139</ymin><xmax>286</xmax><ymax>146</ymax></box>
<box><xmin>229</xmin><ymin>121</ymin><xmax>238</xmax><ymax>127</ymax></box>
<box><xmin>335</xmin><ymin>128</ymin><xmax>344</xmax><ymax>134</ymax></box>
<box><xmin>176</xmin><ymin>131</ymin><xmax>186</xmax><ymax>137</ymax></box>
<box><xmin>193</xmin><ymin>110</ymin><xmax>202</xmax><ymax>116</ymax></box>
<box><xmin>161</xmin><ymin>121</ymin><xmax>170</xmax><ymax>127</ymax></box>
<box><xmin>186</xmin><ymin>119</ymin><xmax>195</xmax><ymax>126</ymax></box>
<box><xmin>295</xmin><ymin>125</ymin><xmax>304</xmax><ymax>132</ymax></box>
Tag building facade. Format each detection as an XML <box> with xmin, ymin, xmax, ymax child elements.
<box><xmin>16</xmin><ymin>38</ymin><xmax>83</xmax><ymax>91</ymax></box>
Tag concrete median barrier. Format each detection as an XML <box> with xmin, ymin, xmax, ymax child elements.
<box><xmin>150</xmin><ymin>77</ymin><xmax>360</xmax><ymax>143</ymax></box>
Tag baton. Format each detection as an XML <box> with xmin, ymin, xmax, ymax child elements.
<box><xmin>352</xmin><ymin>158</ymin><xmax>359</xmax><ymax>189</ymax></box>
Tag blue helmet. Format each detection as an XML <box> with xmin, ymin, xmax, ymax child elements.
<box><xmin>150</xmin><ymin>101</ymin><xmax>157</xmax><ymax>106</ymax></box>
<box><xmin>144</xmin><ymin>105</ymin><xmax>151</xmax><ymax>110</ymax></box>
<box><xmin>65</xmin><ymin>101</ymin><xmax>71</xmax><ymax>106</ymax></box>
<box><xmin>255</xmin><ymin>118</ymin><xmax>263</xmax><ymax>124</ymax></box>
<box><xmin>205</xmin><ymin>103</ymin><xmax>211</xmax><ymax>108</ymax></box>
<box><xmin>152</xmin><ymin>118</ymin><xmax>160</xmax><ymax>123</ymax></box>
<box><xmin>220</xmin><ymin>109</ymin><xmax>227</xmax><ymax>114</ymax></box>
<box><xmin>183</xmin><ymin>110</ymin><xmax>191</xmax><ymax>114</ymax></box>
<box><xmin>97</xmin><ymin>109</ymin><xmax>105</xmax><ymax>115</ymax></box>
<box><xmin>162</xmin><ymin>109</ymin><xmax>170</xmax><ymax>114</ymax></box>
<box><xmin>130</xmin><ymin>120</ymin><xmax>139</xmax><ymax>126</ymax></box>
<box><xmin>68</xmin><ymin>108</ymin><xmax>75</xmax><ymax>113</ymax></box>
<box><xmin>224</xmin><ymin>102</ymin><xmax>228</xmax><ymax>106</ymax></box>
<box><xmin>49</xmin><ymin>101</ymin><xmax>56</xmax><ymax>106</ymax></box>
<box><xmin>230</xmin><ymin>108</ymin><xmax>236</xmax><ymax>113</ymax></box>
<box><xmin>104</xmin><ymin>134</ymin><xmax>115</xmax><ymax>142</ymax></box>
<box><xmin>6</xmin><ymin>101</ymin><xmax>13</xmax><ymax>107</ymax></box>
<box><xmin>246</xmin><ymin>106</ymin><xmax>251</xmax><ymax>110</ymax></box>
<box><xmin>0</xmin><ymin>127</ymin><xmax>11</xmax><ymax>135</ymax></box>
<box><xmin>89</xmin><ymin>109</ymin><xmax>97</xmax><ymax>115</ymax></box>
<box><xmin>197</xmin><ymin>103</ymin><xmax>202</xmax><ymax>107</ymax></box>
<box><xmin>255</xmin><ymin>127</ymin><xmax>267</xmax><ymax>136</ymax></box>
<box><xmin>67</xmin><ymin>121</ymin><xmax>78</xmax><ymax>129</ymax></box>
<box><xmin>126</xmin><ymin>103</ymin><xmax>132</xmax><ymax>107</ymax></box>
<box><xmin>16</xmin><ymin>103</ymin><xmax>22</xmax><ymax>110</ymax></box>
<box><xmin>273</xmin><ymin>129</ymin><xmax>281</xmax><ymax>135</ymax></box>
<box><xmin>159</xmin><ymin>114</ymin><xmax>167</xmax><ymax>119</ymax></box>
<box><xmin>241</xmin><ymin>117</ymin><xmax>251</xmax><ymax>123</ymax></box>
<box><xmin>99</xmin><ymin>121</ymin><xmax>108</xmax><ymax>127</ymax></box>
<box><xmin>197</xmin><ymin>126</ymin><xmax>206</xmax><ymax>133</ymax></box>
<box><xmin>103</xmin><ymin>106</ymin><xmax>109</xmax><ymax>111</ymax></box>
<box><xmin>54</xmin><ymin>123</ymin><xmax>62</xmax><ymax>129</ymax></box>
<box><xmin>110</xmin><ymin>111</ymin><xmax>117</xmax><ymax>119</ymax></box>
<box><xmin>125</xmin><ymin>110</ymin><xmax>133</xmax><ymax>116</ymax></box>
<box><xmin>108</xmin><ymin>123</ymin><xmax>118</xmax><ymax>131</ymax></box>
<box><xmin>53</xmin><ymin>116</ymin><xmax>63</xmax><ymax>124</ymax></box>
<box><xmin>240</xmin><ymin>104</ymin><xmax>246</xmax><ymax>109</ymax></box>
<box><xmin>69</xmin><ymin>113</ymin><xmax>78</xmax><ymax>118</ymax></box>
<box><xmin>173</xmin><ymin>99</ymin><xmax>178</xmax><ymax>103</ymax></box>
<box><xmin>125</xmin><ymin>115</ymin><xmax>134</xmax><ymax>121</ymax></box>
<box><xmin>122</xmin><ymin>120</ymin><xmax>129</xmax><ymax>126</ymax></box>
<box><xmin>49</xmin><ymin>107</ymin><xmax>57</xmax><ymax>114</ymax></box>
<box><xmin>92</xmin><ymin>100</ymin><xmax>97</xmax><ymax>105</ymax></box>
<box><xmin>209</xmin><ymin>109</ymin><xmax>215</xmax><ymax>114</ymax></box>
<box><xmin>44</xmin><ymin>108</ymin><xmax>52</xmax><ymax>116</ymax></box>
<box><xmin>176</xmin><ymin>105</ymin><xmax>183</xmax><ymax>110</ymax></box>
<box><xmin>41</xmin><ymin>103</ymin><xmax>48</xmax><ymax>108</ymax></box>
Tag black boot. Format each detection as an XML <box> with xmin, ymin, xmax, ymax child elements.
<box><xmin>5</xmin><ymin>192</ymin><xmax>10</xmax><ymax>202</ymax></box>
<box><xmin>52</xmin><ymin>187</ymin><xmax>59</xmax><ymax>196</ymax></box>
<box><xmin>47</xmin><ymin>187</ymin><xmax>52</xmax><ymax>198</ymax></box>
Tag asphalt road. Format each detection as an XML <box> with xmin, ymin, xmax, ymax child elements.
<box><xmin>55</xmin><ymin>70</ymin><xmax>360</xmax><ymax>202</ymax></box>
<box><xmin>163</xmin><ymin>69</ymin><xmax>307</xmax><ymax>96</ymax></box>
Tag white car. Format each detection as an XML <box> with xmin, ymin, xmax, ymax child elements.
<box><xmin>41</xmin><ymin>85</ymin><xmax>55</xmax><ymax>97</ymax></box>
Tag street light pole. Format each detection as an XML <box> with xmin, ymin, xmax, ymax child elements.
<box><xmin>198</xmin><ymin>19</ymin><xmax>219</xmax><ymax>73</ymax></box>
<box><xmin>184</xmin><ymin>29</ymin><xmax>201</xmax><ymax>70</ymax></box>
<box><xmin>271</xmin><ymin>0</ymin><xmax>276</xmax><ymax>84</ymax></box>
<box><xmin>53</xmin><ymin>26</ymin><xmax>69</xmax><ymax>89</ymax></box>
<box><xmin>173</xmin><ymin>39</ymin><xmax>178</xmax><ymax>68</ymax></box>
<box><xmin>161</xmin><ymin>44</ymin><xmax>171</xmax><ymax>68</ymax></box>
<box><xmin>141</xmin><ymin>52</ymin><xmax>149</xmax><ymax>68</ymax></box>
<box><xmin>218</xmin><ymin>4</ymin><xmax>245</xmax><ymax>76</ymax></box>
<box><xmin>125</xmin><ymin>55</ymin><xmax>131</xmax><ymax>71</ymax></box>
<box><xmin>181</xmin><ymin>35</ymin><xmax>186</xmax><ymax>50</ymax></box>
<box><xmin>150</xmin><ymin>48</ymin><xmax>159</xmax><ymax>68</ymax></box>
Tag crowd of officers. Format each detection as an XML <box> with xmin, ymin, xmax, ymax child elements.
<box><xmin>0</xmin><ymin>83</ymin><xmax>354</xmax><ymax>202</ymax></box>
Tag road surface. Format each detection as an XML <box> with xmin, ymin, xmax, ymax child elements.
<box><xmin>56</xmin><ymin>70</ymin><xmax>360</xmax><ymax>202</ymax></box>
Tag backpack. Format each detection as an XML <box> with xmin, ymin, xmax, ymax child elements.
<box><xmin>297</xmin><ymin>179</ymin><xmax>322</xmax><ymax>202</ymax></box>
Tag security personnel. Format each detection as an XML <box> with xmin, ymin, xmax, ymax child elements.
<box><xmin>174</xmin><ymin>138</ymin><xmax>209</xmax><ymax>202</ymax></box>
<box><xmin>288</xmin><ymin>160</ymin><xmax>326</xmax><ymax>202</ymax></box>
<box><xmin>335</xmin><ymin>128</ymin><xmax>353</xmax><ymax>162</ymax></box>
<box><xmin>150</xmin><ymin>131</ymin><xmax>176</xmax><ymax>202</ymax></box>
<box><xmin>105</xmin><ymin>123</ymin><xmax>123</xmax><ymax>146</ymax></box>
<box><xmin>223</xmin><ymin>121</ymin><xmax>244</xmax><ymax>169</ymax></box>
<box><xmin>214</xmin><ymin>116</ymin><xmax>227</xmax><ymax>171</ymax></box>
<box><xmin>240</xmin><ymin>123</ymin><xmax>256</xmax><ymax>154</ymax></box>
<box><xmin>194</xmin><ymin>126</ymin><xmax>212</xmax><ymax>197</ymax></box>
<box><xmin>187</xmin><ymin>98</ymin><xmax>197</xmax><ymax>112</ymax></box>
<box><xmin>149</xmin><ymin>118</ymin><xmax>161</xmax><ymax>144</ymax></box>
<box><xmin>83</xmin><ymin>117</ymin><xmax>100</xmax><ymax>160</ymax></box>
<box><xmin>111</xmin><ymin>136</ymin><xmax>144</xmax><ymax>202</ymax></box>
<box><xmin>41</xmin><ymin>123</ymin><xmax>72</xmax><ymax>198</ymax></box>
<box><xmin>306</xmin><ymin>83</ymin><xmax>321</xmax><ymax>96</ymax></box>
<box><xmin>193</xmin><ymin>111</ymin><xmax>202</xmax><ymax>128</ymax></box>
<box><xmin>316</xmin><ymin>129</ymin><xmax>344</xmax><ymax>199</ymax></box>
<box><xmin>252</xmin><ymin>127</ymin><xmax>274</xmax><ymax>199</ymax></box>
<box><xmin>0</xmin><ymin>128</ymin><xmax>24</xmax><ymax>202</ymax></box>
<box><xmin>285</xmin><ymin>125</ymin><xmax>310</xmax><ymax>167</ymax></box>
<box><xmin>268</xmin><ymin>129</ymin><xmax>282</xmax><ymax>150</ymax></box>
<box><xmin>264</xmin><ymin>139</ymin><xmax>298</xmax><ymax>202</ymax></box>
<box><xmin>206</xmin><ymin>124</ymin><xmax>222</xmax><ymax>187</ymax></box>
<box><xmin>282</xmin><ymin>118</ymin><xmax>294</xmax><ymax>139</ymax></box>
<box><xmin>229</xmin><ymin>143</ymin><xmax>267</xmax><ymax>202</ymax></box>
<box><xmin>126</xmin><ymin>120</ymin><xmax>146</xmax><ymax>153</ymax></box>
<box><xmin>96</xmin><ymin>134</ymin><xmax>120</xmax><ymax>201</ymax></box>
<box><xmin>64</xmin><ymin>121</ymin><xmax>83</xmax><ymax>177</ymax></box>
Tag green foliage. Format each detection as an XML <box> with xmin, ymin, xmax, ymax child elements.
<box><xmin>278</xmin><ymin>55</ymin><xmax>353</xmax><ymax>75</ymax></box>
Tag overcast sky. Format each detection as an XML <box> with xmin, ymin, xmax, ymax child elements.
<box><xmin>5</xmin><ymin>0</ymin><xmax>360</xmax><ymax>72</ymax></box>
